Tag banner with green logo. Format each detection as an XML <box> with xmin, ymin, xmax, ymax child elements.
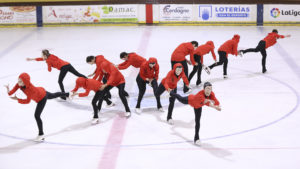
<box><xmin>43</xmin><ymin>5</ymin><xmax>138</xmax><ymax>24</ymax></box>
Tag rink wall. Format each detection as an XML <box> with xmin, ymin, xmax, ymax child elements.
<box><xmin>0</xmin><ymin>4</ymin><xmax>300</xmax><ymax>26</ymax></box>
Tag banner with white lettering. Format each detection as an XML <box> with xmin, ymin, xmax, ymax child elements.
<box><xmin>197</xmin><ymin>5</ymin><xmax>256</xmax><ymax>22</ymax></box>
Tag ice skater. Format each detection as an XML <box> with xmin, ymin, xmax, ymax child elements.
<box><xmin>171</xmin><ymin>41</ymin><xmax>198</xmax><ymax>93</ymax></box>
<box><xmin>206</xmin><ymin>35</ymin><xmax>240</xmax><ymax>79</ymax></box>
<box><xmin>239</xmin><ymin>29</ymin><xmax>291</xmax><ymax>73</ymax></box>
<box><xmin>5</xmin><ymin>73</ymin><xmax>70</xmax><ymax>142</ymax></box>
<box><xmin>27</xmin><ymin>49</ymin><xmax>86</xmax><ymax>100</ymax></box>
<box><xmin>71</xmin><ymin>77</ymin><xmax>114</xmax><ymax>124</ymax></box>
<box><xmin>155</xmin><ymin>63</ymin><xmax>190</xmax><ymax>124</ymax></box>
<box><xmin>96</xmin><ymin>61</ymin><xmax>131</xmax><ymax>117</ymax></box>
<box><xmin>170</xmin><ymin>82</ymin><xmax>221</xmax><ymax>145</ymax></box>
<box><xmin>135</xmin><ymin>57</ymin><xmax>163</xmax><ymax>114</ymax></box>
<box><xmin>86</xmin><ymin>55</ymin><xmax>128</xmax><ymax>98</ymax></box>
<box><xmin>117</xmin><ymin>52</ymin><xmax>146</xmax><ymax>70</ymax></box>
<box><xmin>188</xmin><ymin>41</ymin><xmax>217</xmax><ymax>86</ymax></box>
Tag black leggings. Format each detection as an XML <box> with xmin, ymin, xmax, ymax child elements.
<box><xmin>242</xmin><ymin>40</ymin><xmax>267</xmax><ymax>71</ymax></box>
<box><xmin>208</xmin><ymin>51</ymin><xmax>228</xmax><ymax>75</ymax></box>
<box><xmin>35</xmin><ymin>91</ymin><xmax>69</xmax><ymax>135</ymax></box>
<box><xmin>155</xmin><ymin>83</ymin><xmax>177</xmax><ymax>120</ymax></box>
<box><xmin>172</xmin><ymin>92</ymin><xmax>202</xmax><ymax>142</ymax></box>
<box><xmin>188</xmin><ymin>54</ymin><xmax>202</xmax><ymax>84</ymax></box>
<box><xmin>58</xmin><ymin>64</ymin><xmax>86</xmax><ymax>94</ymax></box>
<box><xmin>97</xmin><ymin>83</ymin><xmax>130</xmax><ymax>117</ymax></box>
<box><xmin>171</xmin><ymin>60</ymin><xmax>189</xmax><ymax>92</ymax></box>
<box><xmin>103</xmin><ymin>77</ymin><xmax>129</xmax><ymax>97</ymax></box>
<box><xmin>92</xmin><ymin>91</ymin><xmax>112</xmax><ymax>118</ymax></box>
<box><xmin>136</xmin><ymin>74</ymin><xmax>162</xmax><ymax>109</ymax></box>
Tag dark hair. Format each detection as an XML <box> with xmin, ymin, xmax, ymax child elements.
<box><xmin>191</xmin><ymin>41</ymin><xmax>198</xmax><ymax>47</ymax></box>
<box><xmin>86</xmin><ymin>56</ymin><xmax>95</xmax><ymax>63</ymax></box>
<box><xmin>120</xmin><ymin>52</ymin><xmax>128</xmax><ymax>59</ymax></box>
<box><xmin>272</xmin><ymin>29</ymin><xmax>278</xmax><ymax>33</ymax></box>
<box><xmin>203</xmin><ymin>82</ymin><xmax>212</xmax><ymax>89</ymax></box>
<box><xmin>42</xmin><ymin>49</ymin><xmax>50</xmax><ymax>57</ymax></box>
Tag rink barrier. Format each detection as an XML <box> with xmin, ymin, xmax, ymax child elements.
<box><xmin>0</xmin><ymin>4</ymin><xmax>300</xmax><ymax>27</ymax></box>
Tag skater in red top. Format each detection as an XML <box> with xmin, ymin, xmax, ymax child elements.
<box><xmin>5</xmin><ymin>73</ymin><xmax>69</xmax><ymax>142</ymax></box>
<box><xmin>207</xmin><ymin>35</ymin><xmax>240</xmax><ymax>79</ymax></box>
<box><xmin>71</xmin><ymin>77</ymin><xmax>114</xmax><ymax>124</ymax></box>
<box><xmin>239</xmin><ymin>29</ymin><xmax>291</xmax><ymax>73</ymax></box>
<box><xmin>171</xmin><ymin>41</ymin><xmax>198</xmax><ymax>93</ymax></box>
<box><xmin>117</xmin><ymin>52</ymin><xmax>147</xmax><ymax>70</ymax></box>
<box><xmin>155</xmin><ymin>63</ymin><xmax>190</xmax><ymax>124</ymax></box>
<box><xmin>27</xmin><ymin>50</ymin><xmax>86</xmax><ymax>100</ymax></box>
<box><xmin>117</xmin><ymin>52</ymin><xmax>147</xmax><ymax>96</ymax></box>
<box><xmin>86</xmin><ymin>55</ymin><xmax>128</xmax><ymax>98</ymax></box>
<box><xmin>135</xmin><ymin>57</ymin><xmax>163</xmax><ymax>114</ymax></box>
<box><xmin>188</xmin><ymin>41</ymin><xmax>217</xmax><ymax>86</ymax></box>
<box><xmin>170</xmin><ymin>82</ymin><xmax>221</xmax><ymax>145</ymax></box>
<box><xmin>96</xmin><ymin>61</ymin><xmax>131</xmax><ymax>117</ymax></box>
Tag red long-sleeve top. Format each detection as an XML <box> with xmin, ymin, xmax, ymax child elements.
<box><xmin>194</xmin><ymin>41</ymin><xmax>217</xmax><ymax>64</ymax></box>
<box><xmin>171</xmin><ymin>42</ymin><xmax>196</xmax><ymax>65</ymax></box>
<box><xmin>218</xmin><ymin>35</ymin><xmax>240</xmax><ymax>57</ymax></box>
<box><xmin>139</xmin><ymin>57</ymin><xmax>159</xmax><ymax>81</ymax></box>
<box><xmin>8</xmin><ymin>73</ymin><xmax>46</xmax><ymax>104</ymax></box>
<box><xmin>93</xmin><ymin>55</ymin><xmax>111</xmax><ymax>81</ymax></box>
<box><xmin>35</xmin><ymin>54</ymin><xmax>69</xmax><ymax>72</ymax></box>
<box><xmin>118</xmin><ymin>53</ymin><xmax>146</xmax><ymax>70</ymax></box>
<box><xmin>161</xmin><ymin>63</ymin><xmax>189</xmax><ymax>90</ymax></box>
<box><xmin>100</xmin><ymin>61</ymin><xmax>125</xmax><ymax>86</ymax></box>
<box><xmin>263</xmin><ymin>32</ymin><xmax>285</xmax><ymax>49</ymax></box>
<box><xmin>188</xmin><ymin>90</ymin><xmax>220</xmax><ymax>109</ymax></box>
<box><xmin>71</xmin><ymin>77</ymin><xmax>103</xmax><ymax>97</ymax></box>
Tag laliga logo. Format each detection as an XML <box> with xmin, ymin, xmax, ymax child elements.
<box><xmin>271</xmin><ymin>8</ymin><xmax>280</xmax><ymax>18</ymax></box>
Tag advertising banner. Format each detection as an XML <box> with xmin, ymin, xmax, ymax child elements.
<box><xmin>0</xmin><ymin>6</ymin><xmax>36</xmax><ymax>24</ymax></box>
<box><xmin>197</xmin><ymin>5</ymin><xmax>256</xmax><ymax>22</ymax></box>
<box><xmin>264</xmin><ymin>5</ymin><xmax>300</xmax><ymax>22</ymax></box>
<box><xmin>43</xmin><ymin>5</ymin><xmax>138</xmax><ymax>24</ymax></box>
<box><xmin>159</xmin><ymin>4</ymin><xmax>193</xmax><ymax>21</ymax></box>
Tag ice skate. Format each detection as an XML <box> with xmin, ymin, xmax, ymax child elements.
<box><xmin>135</xmin><ymin>108</ymin><xmax>141</xmax><ymax>114</ymax></box>
<box><xmin>194</xmin><ymin>139</ymin><xmax>201</xmax><ymax>146</ymax></box>
<box><xmin>204</xmin><ymin>66</ymin><xmax>211</xmax><ymax>75</ymax></box>
<box><xmin>106</xmin><ymin>102</ymin><xmax>115</xmax><ymax>108</ymax></box>
<box><xmin>91</xmin><ymin>118</ymin><xmax>99</xmax><ymax>125</ymax></box>
<box><xmin>34</xmin><ymin>135</ymin><xmax>45</xmax><ymax>142</ymax></box>
<box><xmin>167</xmin><ymin>119</ymin><xmax>174</xmax><ymax>125</ymax></box>
<box><xmin>125</xmin><ymin>111</ymin><xmax>131</xmax><ymax>118</ymax></box>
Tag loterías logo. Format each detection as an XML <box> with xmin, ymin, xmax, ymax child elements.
<box><xmin>270</xmin><ymin>8</ymin><xmax>280</xmax><ymax>18</ymax></box>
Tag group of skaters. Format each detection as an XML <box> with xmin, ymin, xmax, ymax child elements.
<box><xmin>5</xmin><ymin>29</ymin><xmax>290</xmax><ymax>145</ymax></box>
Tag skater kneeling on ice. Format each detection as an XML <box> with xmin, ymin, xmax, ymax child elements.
<box><xmin>170</xmin><ymin>82</ymin><xmax>221</xmax><ymax>146</ymax></box>
<box><xmin>5</xmin><ymin>73</ymin><xmax>70</xmax><ymax>142</ymax></box>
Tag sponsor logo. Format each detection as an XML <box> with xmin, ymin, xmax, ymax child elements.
<box><xmin>270</xmin><ymin>8</ymin><xmax>280</xmax><ymax>18</ymax></box>
<box><xmin>199</xmin><ymin>5</ymin><xmax>212</xmax><ymax>20</ymax></box>
<box><xmin>102</xmin><ymin>6</ymin><xmax>135</xmax><ymax>14</ymax></box>
<box><xmin>163</xmin><ymin>5</ymin><xmax>190</xmax><ymax>15</ymax></box>
<box><xmin>271</xmin><ymin>8</ymin><xmax>300</xmax><ymax>18</ymax></box>
<box><xmin>215</xmin><ymin>6</ymin><xmax>250</xmax><ymax>17</ymax></box>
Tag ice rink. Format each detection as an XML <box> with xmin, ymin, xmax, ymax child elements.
<box><xmin>0</xmin><ymin>25</ymin><xmax>300</xmax><ymax>169</ymax></box>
